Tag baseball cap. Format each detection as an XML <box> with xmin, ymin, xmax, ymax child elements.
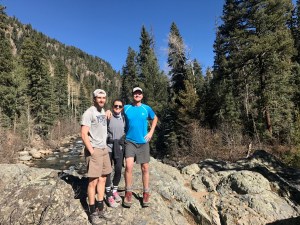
<box><xmin>93</xmin><ymin>89</ymin><xmax>106</xmax><ymax>97</ymax></box>
<box><xmin>132</xmin><ymin>87</ymin><xmax>143</xmax><ymax>93</ymax></box>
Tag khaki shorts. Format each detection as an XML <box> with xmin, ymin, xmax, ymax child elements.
<box><xmin>85</xmin><ymin>147</ymin><xmax>112</xmax><ymax>177</ymax></box>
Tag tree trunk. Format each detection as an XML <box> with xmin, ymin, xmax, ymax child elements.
<box><xmin>265</xmin><ymin>107</ymin><xmax>272</xmax><ymax>135</ymax></box>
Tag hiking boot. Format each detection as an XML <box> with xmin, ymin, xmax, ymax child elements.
<box><xmin>123</xmin><ymin>191</ymin><xmax>133</xmax><ymax>207</ymax></box>
<box><xmin>90</xmin><ymin>212</ymin><xmax>102</xmax><ymax>225</ymax></box>
<box><xmin>107</xmin><ymin>196</ymin><xmax>119</xmax><ymax>208</ymax></box>
<box><xmin>98</xmin><ymin>209</ymin><xmax>112</xmax><ymax>220</ymax></box>
<box><xmin>142</xmin><ymin>192</ymin><xmax>150</xmax><ymax>207</ymax></box>
<box><xmin>113</xmin><ymin>191</ymin><xmax>122</xmax><ymax>203</ymax></box>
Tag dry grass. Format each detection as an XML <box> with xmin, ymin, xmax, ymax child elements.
<box><xmin>48</xmin><ymin>118</ymin><xmax>80</xmax><ymax>141</ymax></box>
<box><xmin>0</xmin><ymin>118</ymin><xmax>80</xmax><ymax>164</ymax></box>
<box><xmin>169</xmin><ymin>122</ymin><xmax>262</xmax><ymax>167</ymax></box>
<box><xmin>0</xmin><ymin>128</ymin><xmax>24</xmax><ymax>163</ymax></box>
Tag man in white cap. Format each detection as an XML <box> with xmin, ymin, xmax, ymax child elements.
<box><xmin>123</xmin><ymin>87</ymin><xmax>158</xmax><ymax>208</ymax></box>
<box><xmin>81</xmin><ymin>89</ymin><xmax>112</xmax><ymax>224</ymax></box>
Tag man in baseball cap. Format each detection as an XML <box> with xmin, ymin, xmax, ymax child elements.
<box><xmin>81</xmin><ymin>88</ymin><xmax>112</xmax><ymax>223</ymax></box>
<box><xmin>123</xmin><ymin>86</ymin><xmax>158</xmax><ymax>208</ymax></box>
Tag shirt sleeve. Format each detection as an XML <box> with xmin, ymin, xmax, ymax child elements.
<box><xmin>147</xmin><ymin>106</ymin><xmax>156</xmax><ymax>120</ymax></box>
<box><xmin>81</xmin><ymin>110</ymin><xmax>92</xmax><ymax>127</ymax></box>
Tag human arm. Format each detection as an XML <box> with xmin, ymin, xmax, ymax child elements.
<box><xmin>81</xmin><ymin>125</ymin><xmax>95</xmax><ymax>155</ymax></box>
<box><xmin>105</xmin><ymin>109</ymin><xmax>112</xmax><ymax>119</ymax></box>
<box><xmin>144</xmin><ymin>115</ymin><xmax>158</xmax><ymax>142</ymax></box>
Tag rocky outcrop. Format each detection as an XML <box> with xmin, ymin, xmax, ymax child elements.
<box><xmin>0</xmin><ymin>150</ymin><xmax>300</xmax><ymax>225</ymax></box>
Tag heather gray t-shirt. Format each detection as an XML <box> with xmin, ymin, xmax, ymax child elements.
<box><xmin>81</xmin><ymin>106</ymin><xmax>107</xmax><ymax>148</ymax></box>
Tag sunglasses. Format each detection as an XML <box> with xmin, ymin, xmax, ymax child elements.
<box><xmin>114</xmin><ymin>105</ymin><xmax>123</xmax><ymax>109</ymax></box>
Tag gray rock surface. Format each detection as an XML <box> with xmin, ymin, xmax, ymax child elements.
<box><xmin>0</xmin><ymin>150</ymin><xmax>300</xmax><ymax>225</ymax></box>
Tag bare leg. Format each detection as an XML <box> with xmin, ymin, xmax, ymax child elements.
<box><xmin>97</xmin><ymin>175</ymin><xmax>107</xmax><ymax>201</ymax></box>
<box><xmin>141</xmin><ymin>163</ymin><xmax>149</xmax><ymax>190</ymax></box>
<box><xmin>87</xmin><ymin>177</ymin><xmax>98</xmax><ymax>205</ymax></box>
<box><xmin>125</xmin><ymin>157</ymin><xmax>134</xmax><ymax>189</ymax></box>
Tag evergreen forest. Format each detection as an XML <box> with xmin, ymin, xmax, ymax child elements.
<box><xmin>1</xmin><ymin>0</ymin><xmax>300</xmax><ymax>168</ymax></box>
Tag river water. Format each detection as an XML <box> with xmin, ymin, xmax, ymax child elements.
<box><xmin>32</xmin><ymin>138</ymin><xmax>87</xmax><ymax>174</ymax></box>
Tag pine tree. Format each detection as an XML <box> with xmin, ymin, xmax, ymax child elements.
<box><xmin>165</xmin><ymin>22</ymin><xmax>199</xmax><ymax>157</ymax></box>
<box><xmin>0</xmin><ymin>6</ymin><xmax>16</xmax><ymax>127</ymax></box>
<box><xmin>168</xmin><ymin>22</ymin><xmax>187</xmax><ymax>95</ymax></box>
<box><xmin>291</xmin><ymin>0</ymin><xmax>300</xmax><ymax>111</ymax></box>
<box><xmin>212</xmin><ymin>0</ymin><xmax>295</xmax><ymax>143</ymax></box>
<box><xmin>10</xmin><ymin>60</ymin><xmax>28</xmax><ymax>133</ymax></box>
<box><xmin>121</xmin><ymin>47</ymin><xmax>138</xmax><ymax>104</ymax></box>
<box><xmin>21</xmin><ymin>37</ymin><xmax>54</xmax><ymax>136</ymax></box>
<box><xmin>291</xmin><ymin>0</ymin><xmax>300</xmax><ymax>144</ymax></box>
<box><xmin>192</xmin><ymin>59</ymin><xmax>205</xmax><ymax>96</ymax></box>
<box><xmin>137</xmin><ymin>26</ymin><xmax>168</xmax><ymax>114</ymax></box>
<box><xmin>53</xmin><ymin>58</ymin><xmax>69</xmax><ymax>117</ymax></box>
<box><xmin>78</xmin><ymin>84</ymin><xmax>90</xmax><ymax>117</ymax></box>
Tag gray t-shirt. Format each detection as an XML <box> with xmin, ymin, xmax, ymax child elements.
<box><xmin>81</xmin><ymin>106</ymin><xmax>107</xmax><ymax>148</ymax></box>
<box><xmin>107</xmin><ymin>113</ymin><xmax>125</xmax><ymax>152</ymax></box>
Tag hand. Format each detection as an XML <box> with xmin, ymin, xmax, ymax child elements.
<box><xmin>105</xmin><ymin>110</ymin><xmax>112</xmax><ymax>119</ymax></box>
<box><xmin>144</xmin><ymin>132</ymin><xmax>153</xmax><ymax>142</ymax></box>
<box><xmin>89</xmin><ymin>149</ymin><xmax>95</xmax><ymax>155</ymax></box>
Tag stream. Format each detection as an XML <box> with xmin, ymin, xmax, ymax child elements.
<box><xmin>32</xmin><ymin>138</ymin><xmax>87</xmax><ymax>174</ymax></box>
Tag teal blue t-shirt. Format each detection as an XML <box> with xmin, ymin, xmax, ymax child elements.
<box><xmin>124</xmin><ymin>103</ymin><xmax>156</xmax><ymax>144</ymax></box>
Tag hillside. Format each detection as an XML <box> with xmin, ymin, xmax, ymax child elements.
<box><xmin>5</xmin><ymin>16</ymin><xmax>121</xmax><ymax>101</ymax></box>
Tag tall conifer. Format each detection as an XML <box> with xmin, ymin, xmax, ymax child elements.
<box><xmin>137</xmin><ymin>26</ymin><xmax>168</xmax><ymax>114</ymax></box>
<box><xmin>21</xmin><ymin>38</ymin><xmax>54</xmax><ymax>136</ymax></box>
<box><xmin>0</xmin><ymin>6</ymin><xmax>16</xmax><ymax>126</ymax></box>
<box><xmin>165</xmin><ymin>22</ymin><xmax>199</xmax><ymax>156</ymax></box>
<box><xmin>121</xmin><ymin>47</ymin><xmax>138</xmax><ymax>104</ymax></box>
<box><xmin>212</xmin><ymin>0</ymin><xmax>295</xmax><ymax>142</ymax></box>
<box><xmin>53</xmin><ymin>58</ymin><xmax>69</xmax><ymax>117</ymax></box>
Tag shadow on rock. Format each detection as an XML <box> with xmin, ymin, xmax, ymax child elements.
<box><xmin>58</xmin><ymin>172</ymin><xmax>89</xmax><ymax>215</ymax></box>
<box><xmin>266</xmin><ymin>216</ymin><xmax>300</xmax><ymax>225</ymax></box>
<box><xmin>199</xmin><ymin>150</ymin><xmax>300</xmax><ymax>205</ymax></box>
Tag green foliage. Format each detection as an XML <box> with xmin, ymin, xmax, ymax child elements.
<box><xmin>137</xmin><ymin>26</ymin><xmax>168</xmax><ymax>114</ymax></box>
<box><xmin>168</xmin><ymin>22</ymin><xmax>187</xmax><ymax>95</ymax></box>
<box><xmin>53</xmin><ymin>58</ymin><xmax>69</xmax><ymax>117</ymax></box>
<box><xmin>21</xmin><ymin>38</ymin><xmax>55</xmax><ymax>136</ymax></box>
<box><xmin>121</xmin><ymin>47</ymin><xmax>138</xmax><ymax>104</ymax></box>
<box><xmin>0</xmin><ymin>9</ymin><xmax>120</xmax><ymax>140</ymax></box>
<box><xmin>163</xmin><ymin>22</ymin><xmax>201</xmax><ymax>156</ymax></box>
<box><xmin>78</xmin><ymin>84</ymin><xmax>91</xmax><ymax>117</ymax></box>
<box><xmin>211</xmin><ymin>0</ymin><xmax>295</xmax><ymax>143</ymax></box>
<box><xmin>0</xmin><ymin>6</ymin><xmax>16</xmax><ymax>127</ymax></box>
<box><xmin>175</xmin><ymin>79</ymin><xmax>199</xmax><ymax>150</ymax></box>
<box><xmin>282</xmin><ymin>147</ymin><xmax>300</xmax><ymax>169</ymax></box>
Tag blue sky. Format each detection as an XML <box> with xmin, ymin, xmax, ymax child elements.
<box><xmin>2</xmin><ymin>0</ymin><xmax>298</xmax><ymax>73</ymax></box>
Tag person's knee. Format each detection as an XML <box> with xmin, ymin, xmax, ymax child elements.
<box><xmin>141</xmin><ymin>164</ymin><xmax>149</xmax><ymax>174</ymax></box>
<box><xmin>126</xmin><ymin>157</ymin><xmax>134</xmax><ymax>168</ymax></box>
<box><xmin>126</xmin><ymin>164</ymin><xmax>133</xmax><ymax>173</ymax></box>
<box><xmin>97</xmin><ymin>175</ymin><xmax>106</xmax><ymax>185</ymax></box>
<box><xmin>88</xmin><ymin>178</ymin><xmax>98</xmax><ymax>188</ymax></box>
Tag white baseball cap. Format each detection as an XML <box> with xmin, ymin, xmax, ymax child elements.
<box><xmin>132</xmin><ymin>87</ymin><xmax>143</xmax><ymax>93</ymax></box>
<box><xmin>93</xmin><ymin>89</ymin><xmax>106</xmax><ymax>97</ymax></box>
